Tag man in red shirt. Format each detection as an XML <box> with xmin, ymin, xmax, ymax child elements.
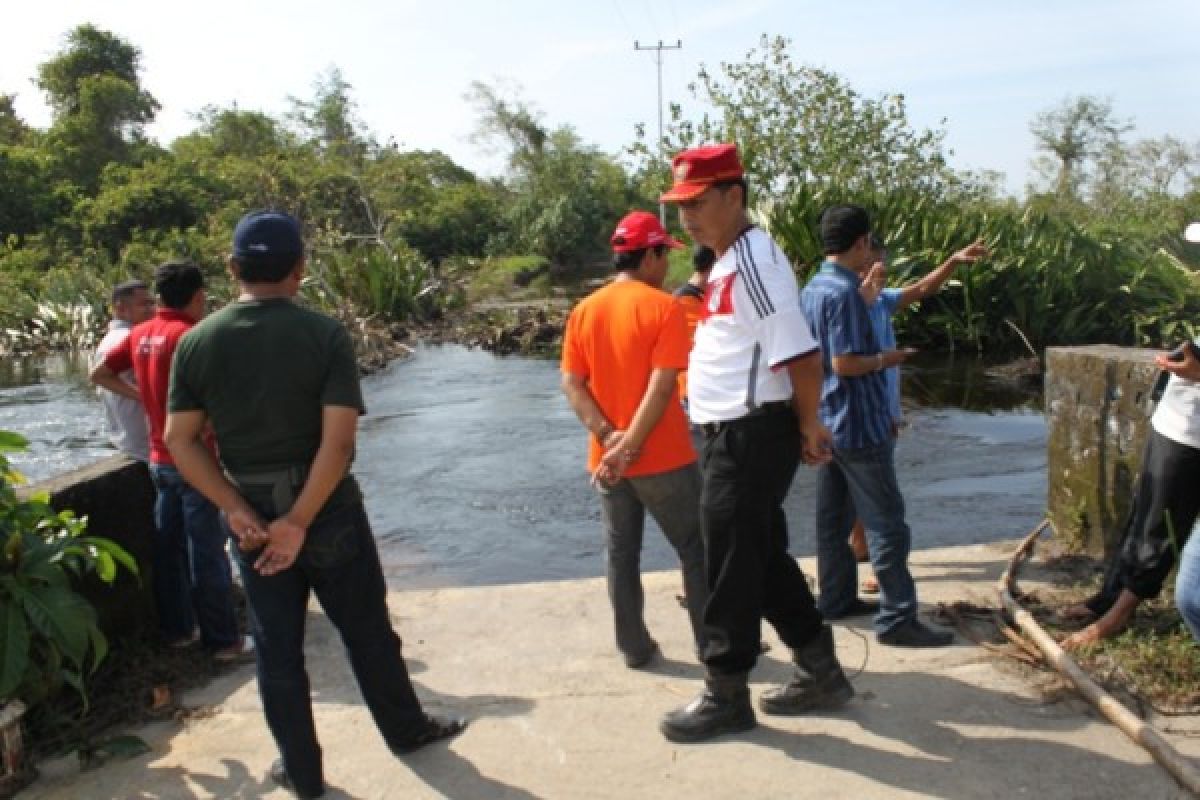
<box><xmin>561</xmin><ymin>210</ymin><xmax>709</xmax><ymax>668</ymax></box>
<box><xmin>91</xmin><ymin>261</ymin><xmax>246</xmax><ymax>660</ymax></box>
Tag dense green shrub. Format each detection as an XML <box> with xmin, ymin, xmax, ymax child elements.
<box><xmin>769</xmin><ymin>186</ymin><xmax>1200</xmax><ymax>353</ymax></box>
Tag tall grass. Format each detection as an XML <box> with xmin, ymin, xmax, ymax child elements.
<box><xmin>769</xmin><ymin>187</ymin><xmax>1200</xmax><ymax>354</ymax></box>
<box><xmin>302</xmin><ymin>233</ymin><xmax>449</xmax><ymax>322</ymax></box>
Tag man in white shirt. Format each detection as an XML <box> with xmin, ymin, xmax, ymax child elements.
<box><xmin>92</xmin><ymin>279</ymin><xmax>153</xmax><ymax>461</ymax></box>
<box><xmin>1063</xmin><ymin>333</ymin><xmax>1200</xmax><ymax>649</ymax></box>
<box><xmin>656</xmin><ymin>144</ymin><xmax>853</xmax><ymax>744</ymax></box>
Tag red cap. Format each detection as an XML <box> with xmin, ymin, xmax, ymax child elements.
<box><xmin>610</xmin><ymin>210</ymin><xmax>684</xmax><ymax>253</ymax></box>
<box><xmin>660</xmin><ymin>143</ymin><xmax>745</xmax><ymax>203</ymax></box>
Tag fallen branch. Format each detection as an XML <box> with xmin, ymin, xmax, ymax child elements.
<box><xmin>998</xmin><ymin>520</ymin><xmax>1200</xmax><ymax>795</ymax></box>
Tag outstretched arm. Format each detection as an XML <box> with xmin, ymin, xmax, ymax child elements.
<box><xmin>897</xmin><ymin>240</ymin><xmax>989</xmax><ymax>307</ymax></box>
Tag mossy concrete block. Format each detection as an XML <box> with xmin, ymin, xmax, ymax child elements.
<box><xmin>1045</xmin><ymin>345</ymin><xmax>1161</xmax><ymax>555</ymax></box>
<box><xmin>24</xmin><ymin>456</ymin><xmax>157</xmax><ymax>638</ymax></box>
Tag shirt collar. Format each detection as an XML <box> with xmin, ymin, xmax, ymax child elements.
<box><xmin>819</xmin><ymin>259</ymin><xmax>862</xmax><ymax>285</ymax></box>
<box><xmin>156</xmin><ymin>308</ymin><xmax>195</xmax><ymax>323</ymax></box>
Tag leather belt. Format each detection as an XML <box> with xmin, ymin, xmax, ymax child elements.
<box><xmin>699</xmin><ymin>400</ymin><xmax>792</xmax><ymax>438</ymax></box>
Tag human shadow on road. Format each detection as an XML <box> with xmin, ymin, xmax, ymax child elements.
<box><xmin>741</xmin><ymin>669</ymin><xmax>1163</xmax><ymax>797</ymax></box>
<box><xmin>637</xmin><ymin>654</ymin><xmax>706</xmax><ymax>680</ymax></box>
<box><xmin>402</xmin><ymin>747</ymin><xmax>544</xmax><ymax>800</ymax></box>
<box><xmin>132</xmin><ymin>758</ymin><xmax>366</xmax><ymax>799</ymax></box>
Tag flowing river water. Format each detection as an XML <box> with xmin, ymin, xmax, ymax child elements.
<box><xmin>0</xmin><ymin>345</ymin><xmax>1046</xmax><ymax>588</ymax></box>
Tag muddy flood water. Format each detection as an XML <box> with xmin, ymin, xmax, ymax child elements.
<box><xmin>1</xmin><ymin>344</ymin><xmax>1046</xmax><ymax>588</ymax></box>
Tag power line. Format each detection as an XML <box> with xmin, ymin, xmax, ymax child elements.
<box><xmin>665</xmin><ymin>0</ymin><xmax>682</xmax><ymax>40</ymax></box>
<box><xmin>634</xmin><ymin>38</ymin><xmax>683</xmax><ymax>224</ymax></box>
<box><xmin>608</xmin><ymin>0</ymin><xmax>636</xmax><ymax>41</ymax></box>
<box><xmin>640</xmin><ymin>0</ymin><xmax>663</xmax><ymax>41</ymax></box>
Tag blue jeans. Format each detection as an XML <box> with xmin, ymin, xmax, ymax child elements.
<box><xmin>1177</xmin><ymin>524</ymin><xmax>1200</xmax><ymax>642</ymax></box>
<box><xmin>229</xmin><ymin>495</ymin><xmax>427</xmax><ymax>798</ymax></box>
<box><xmin>815</xmin><ymin>440</ymin><xmax>917</xmax><ymax>635</ymax></box>
<box><xmin>596</xmin><ymin>463</ymin><xmax>709</xmax><ymax>658</ymax></box>
<box><xmin>149</xmin><ymin>463</ymin><xmax>238</xmax><ymax>648</ymax></box>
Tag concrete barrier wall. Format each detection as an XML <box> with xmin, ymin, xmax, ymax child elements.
<box><xmin>21</xmin><ymin>346</ymin><xmax>1166</xmax><ymax>631</ymax></box>
<box><xmin>24</xmin><ymin>456</ymin><xmax>158</xmax><ymax>637</ymax></box>
<box><xmin>1045</xmin><ymin>345</ymin><xmax>1161</xmax><ymax>555</ymax></box>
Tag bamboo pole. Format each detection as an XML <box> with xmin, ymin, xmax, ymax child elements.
<box><xmin>997</xmin><ymin>520</ymin><xmax>1200</xmax><ymax>796</ymax></box>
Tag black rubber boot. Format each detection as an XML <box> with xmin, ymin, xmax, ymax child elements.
<box><xmin>660</xmin><ymin>673</ymin><xmax>755</xmax><ymax>743</ymax></box>
<box><xmin>758</xmin><ymin>624</ymin><xmax>854</xmax><ymax>716</ymax></box>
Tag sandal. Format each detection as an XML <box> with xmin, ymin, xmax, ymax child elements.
<box><xmin>392</xmin><ymin>714</ymin><xmax>468</xmax><ymax>754</ymax></box>
<box><xmin>861</xmin><ymin>577</ymin><xmax>880</xmax><ymax>595</ymax></box>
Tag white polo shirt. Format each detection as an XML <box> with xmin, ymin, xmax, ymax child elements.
<box><xmin>687</xmin><ymin>226</ymin><xmax>819</xmax><ymax>424</ymax></box>
<box><xmin>1152</xmin><ymin>339</ymin><xmax>1200</xmax><ymax>450</ymax></box>
<box><xmin>93</xmin><ymin>320</ymin><xmax>150</xmax><ymax>461</ymax></box>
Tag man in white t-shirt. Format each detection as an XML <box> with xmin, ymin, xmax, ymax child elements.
<box><xmin>1063</xmin><ymin>328</ymin><xmax>1200</xmax><ymax>649</ymax></box>
<box><xmin>92</xmin><ymin>279</ymin><xmax>153</xmax><ymax>461</ymax></box>
<box><xmin>656</xmin><ymin>143</ymin><xmax>853</xmax><ymax>744</ymax></box>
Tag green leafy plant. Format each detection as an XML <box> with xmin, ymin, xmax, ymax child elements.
<box><xmin>0</xmin><ymin>431</ymin><xmax>137</xmax><ymax>709</ymax></box>
<box><xmin>768</xmin><ymin>184</ymin><xmax>1200</xmax><ymax>355</ymax></box>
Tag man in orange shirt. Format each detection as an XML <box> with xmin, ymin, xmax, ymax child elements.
<box><xmin>673</xmin><ymin>245</ymin><xmax>716</xmax><ymax>407</ymax></box>
<box><xmin>561</xmin><ymin>210</ymin><xmax>709</xmax><ymax>668</ymax></box>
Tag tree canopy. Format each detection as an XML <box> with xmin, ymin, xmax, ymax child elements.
<box><xmin>0</xmin><ymin>25</ymin><xmax>1198</xmax><ymax>353</ymax></box>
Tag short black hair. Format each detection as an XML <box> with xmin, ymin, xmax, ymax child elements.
<box><xmin>232</xmin><ymin>251</ymin><xmax>303</xmax><ymax>284</ymax></box>
<box><xmin>613</xmin><ymin>244</ymin><xmax>667</xmax><ymax>272</ymax></box>
<box><xmin>692</xmin><ymin>246</ymin><xmax>716</xmax><ymax>272</ymax></box>
<box><xmin>111</xmin><ymin>279</ymin><xmax>148</xmax><ymax>304</ymax></box>
<box><xmin>153</xmin><ymin>261</ymin><xmax>205</xmax><ymax>310</ymax></box>
<box><xmin>820</xmin><ymin>205</ymin><xmax>871</xmax><ymax>255</ymax></box>
<box><xmin>713</xmin><ymin>177</ymin><xmax>749</xmax><ymax>209</ymax></box>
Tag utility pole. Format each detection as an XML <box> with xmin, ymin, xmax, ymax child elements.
<box><xmin>635</xmin><ymin>39</ymin><xmax>682</xmax><ymax>224</ymax></box>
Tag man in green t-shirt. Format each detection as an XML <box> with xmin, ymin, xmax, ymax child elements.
<box><xmin>164</xmin><ymin>210</ymin><xmax>465</xmax><ymax>799</ymax></box>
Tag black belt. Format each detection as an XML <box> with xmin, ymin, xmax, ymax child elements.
<box><xmin>700</xmin><ymin>401</ymin><xmax>792</xmax><ymax>437</ymax></box>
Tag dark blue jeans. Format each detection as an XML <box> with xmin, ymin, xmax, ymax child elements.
<box><xmin>229</xmin><ymin>497</ymin><xmax>427</xmax><ymax>798</ymax></box>
<box><xmin>815</xmin><ymin>440</ymin><xmax>918</xmax><ymax>635</ymax></box>
<box><xmin>149</xmin><ymin>463</ymin><xmax>238</xmax><ymax>648</ymax></box>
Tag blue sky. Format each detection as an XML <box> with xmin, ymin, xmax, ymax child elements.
<box><xmin>4</xmin><ymin>0</ymin><xmax>1198</xmax><ymax>195</ymax></box>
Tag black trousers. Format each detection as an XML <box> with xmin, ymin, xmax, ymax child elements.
<box><xmin>698</xmin><ymin>405</ymin><xmax>825</xmax><ymax>676</ymax></box>
<box><xmin>1087</xmin><ymin>429</ymin><xmax>1200</xmax><ymax>615</ymax></box>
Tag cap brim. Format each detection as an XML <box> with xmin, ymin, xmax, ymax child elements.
<box><xmin>1185</xmin><ymin>222</ymin><xmax>1200</xmax><ymax>243</ymax></box>
<box><xmin>660</xmin><ymin>182</ymin><xmax>710</xmax><ymax>203</ymax></box>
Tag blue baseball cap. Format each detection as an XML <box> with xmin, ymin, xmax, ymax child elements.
<box><xmin>232</xmin><ymin>210</ymin><xmax>304</xmax><ymax>260</ymax></box>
